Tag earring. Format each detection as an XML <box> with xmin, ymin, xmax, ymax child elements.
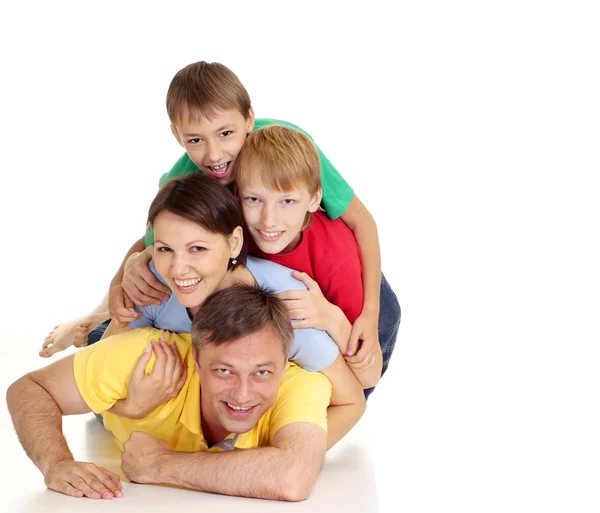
<box><xmin>231</xmin><ymin>258</ymin><xmax>238</xmax><ymax>265</ymax></box>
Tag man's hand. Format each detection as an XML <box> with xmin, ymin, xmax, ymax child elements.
<box><xmin>44</xmin><ymin>460</ymin><xmax>123</xmax><ymax>499</ymax></box>
<box><xmin>112</xmin><ymin>338</ymin><xmax>187</xmax><ymax>419</ymax></box>
<box><xmin>121</xmin><ymin>247</ymin><xmax>171</xmax><ymax>307</ymax></box>
<box><xmin>345</xmin><ymin>311</ymin><xmax>380</xmax><ymax>370</ymax></box>
<box><xmin>277</xmin><ymin>271</ymin><xmax>336</xmax><ymax>331</ymax></box>
<box><xmin>122</xmin><ymin>432</ymin><xmax>170</xmax><ymax>484</ymax></box>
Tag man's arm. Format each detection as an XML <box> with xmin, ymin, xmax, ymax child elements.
<box><xmin>122</xmin><ymin>423</ymin><xmax>326</xmax><ymax>501</ymax></box>
<box><xmin>6</xmin><ymin>356</ymin><xmax>123</xmax><ymax>499</ymax></box>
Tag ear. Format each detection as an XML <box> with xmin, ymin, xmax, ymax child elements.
<box><xmin>308</xmin><ymin>188</ymin><xmax>323</xmax><ymax>213</ymax></box>
<box><xmin>228</xmin><ymin>225</ymin><xmax>244</xmax><ymax>259</ymax></box>
<box><xmin>192</xmin><ymin>345</ymin><xmax>201</xmax><ymax>374</ymax></box>
<box><xmin>245</xmin><ymin>108</ymin><xmax>255</xmax><ymax>133</ymax></box>
<box><xmin>171</xmin><ymin>123</ymin><xmax>184</xmax><ymax>148</ymax></box>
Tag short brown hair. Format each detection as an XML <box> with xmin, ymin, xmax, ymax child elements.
<box><xmin>234</xmin><ymin>125</ymin><xmax>322</xmax><ymax>197</ymax></box>
<box><xmin>166</xmin><ymin>61</ymin><xmax>252</xmax><ymax>124</ymax></box>
<box><xmin>191</xmin><ymin>285</ymin><xmax>294</xmax><ymax>357</ymax></box>
<box><xmin>147</xmin><ymin>173</ymin><xmax>248</xmax><ymax>269</ymax></box>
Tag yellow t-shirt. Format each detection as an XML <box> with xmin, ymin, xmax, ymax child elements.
<box><xmin>73</xmin><ymin>327</ymin><xmax>331</xmax><ymax>452</ymax></box>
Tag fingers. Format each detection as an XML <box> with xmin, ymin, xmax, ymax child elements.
<box><xmin>133</xmin><ymin>342</ymin><xmax>154</xmax><ymax>379</ymax></box>
<box><xmin>290</xmin><ymin>271</ymin><xmax>319</xmax><ymax>290</ymax></box>
<box><xmin>346</xmin><ymin>329</ymin><xmax>361</xmax><ymax>356</ymax></box>
<box><xmin>149</xmin><ymin>339</ymin><xmax>168</xmax><ymax>376</ymax></box>
<box><xmin>123</xmin><ymin>266</ymin><xmax>170</xmax><ymax>306</ymax></box>
<box><xmin>277</xmin><ymin>290</ymin><xmax>307</xmax><ymax>301</ymax></box>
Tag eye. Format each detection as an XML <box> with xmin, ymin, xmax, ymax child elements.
<box><xmin>188</xmin><ymin>138</ymin><xmax>202</xmax><ymax>144</ymax></box>
<box><xmin>217</xmin><ymin>368</ymin><xmax>231</xmax><ymax>376</ymax></box>
<box><xmin>245</xmin><ymin>196</ymin><xmax>259</xmax><ymax>204</ymax></box>
<box><xmin>256</xmin><ymin>370</ymin><xmax>270</xmax><ymax>377</ymax></box>
<box><xmin>190</xmin><ymin>246</ymin><xmax>206</xmax><ymax>252</ymax></box>
<box><xmin>220</xmin><ymin>130</ymin><xmax>233</xmax><ymax>137</ymax></box>
<box><xmin>282</xmin><ymin>199</ymin><xmax>295</xmax><ymax>205</ymax></box>
<box><xmin>156</xmin><ymin>246</ymin><xmax>172</xmax><ymax>252</ymax></box>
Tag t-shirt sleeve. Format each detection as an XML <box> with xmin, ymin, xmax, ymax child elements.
<box><xmin>269</xmin><ymin>368</ymin><xmax>332</xmax><ymax>441</ymax></box>
<box><xmin>289</xmin><ymin>328</ymin><xmax>339</xmax><ymax>372</ymax></box>
<box><xmin>73</xmin><ymin>328</ymin><xmax>159</xmax><ymax>413</ymax></box>
<box><xmin>316</xmin><ymin>147</ymin><xmax>354</xmax><ymax>220</ymax></box>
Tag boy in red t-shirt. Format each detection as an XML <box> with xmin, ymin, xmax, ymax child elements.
<box><xmin>235</xmin><ymin>125</ymin><xmax>400</xmax><ymax>397</ymax></box>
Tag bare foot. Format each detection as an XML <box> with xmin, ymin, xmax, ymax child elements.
<box><xmin>39</xmin><ymin>312</ymin><xmax>109</xmax><ymax>358</ymax></box>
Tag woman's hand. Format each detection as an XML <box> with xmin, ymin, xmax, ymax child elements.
<box><xmin>111</xmin><ymin>338</ymin><xmax>187</xmax><ymax>419</ymax></box>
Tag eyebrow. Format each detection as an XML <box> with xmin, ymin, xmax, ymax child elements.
<box><xmin>212</xmin><ymin>360</ymin><xmax>277</xmax><ymax>369</ymax></box>
<box><xmin>182</xmin><ymin>125</ymin><xmax>234</xmax><ymax>138</ymax></box>
<box><xmin>154</xmin><ymin>239</ymin><xmax>209</xmax><ymax>246</ymax></box>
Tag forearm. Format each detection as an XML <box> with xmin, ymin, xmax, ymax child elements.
<box><xmin>110</xmin><ymin>236</ymin><xmax>147</xmax><ymax>289</ymax></box>
<box><xmin>353</xmin><ymin>215</ymin><xmax>382</xmax><ymax>316</ymax></box>
<box><xmin>6</xmin><ymin>376</ymin><xmax>74</xmax><ymax>475</ymax></box>
<box><xmin>152</xmin><ymin>447</ymin><xmax>315</xmax><ymax>501</ymax></box>
<box><xmin>321</xmin><ymin>354</ymin><xmax>366</xmax><ymax>448</ymax></box>
<box><xmin>347</xmin><ymin>345</ymin><xmax>383</xmax><ymax>389</ymax></box>
<box><xmin>324</xmin><ymin>304</ymin><xmax>352</xmax><ymax>353</ymax></box>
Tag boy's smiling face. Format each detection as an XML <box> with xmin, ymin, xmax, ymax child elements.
<box><xmin>239</xmin><ymin>180</ymin><xmax>322</xmax><ymax>254</ymax></box>
<box><xmin>171</xmin><ymin>107</ymin><xmax>255</xmax><ymax>185</ymax></box>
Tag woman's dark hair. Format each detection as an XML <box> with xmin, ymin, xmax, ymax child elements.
<box><xmin>147</xmin><ymin>173</ymin><xmax>247</xmax><ymax>269</ymax></box>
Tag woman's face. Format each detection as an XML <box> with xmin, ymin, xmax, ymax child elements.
<box><xmin>152</xmin><ymin>211</ymin><xmax>242</xmax><ymax>312</ymax></box>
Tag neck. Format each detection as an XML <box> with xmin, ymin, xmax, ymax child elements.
<box><xmin>216</xmin><ymin>264</ymin><xmax>257</xmax><ymax>291</ymax></box>
<box><xmin>199</xmin><ymin>389</ymin><xmax>229</xmax><ymax>446</ymax></box>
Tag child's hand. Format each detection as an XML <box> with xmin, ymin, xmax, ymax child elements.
<box><xmin>277</xmin><ymin>271</ymin><xmax>336</xmax><ymax>331</ymax></box>
<box><xmin>108</xmin><ymin>284</ymin><xmax>139</xmax><ymax>324</ymax></box>
<box><xmin>345</xmin><ymin>312</ymin><xmax>380</xmax><ymax>370</ymax></box>
<box><xmin>113</xmin><ymin>338</ymin><xmax>187</xmax><ymax>420</ymax></box>
<box><xmin>121</xmin><ymin>247</ymin><xmax>170</xmax><ymax>307</ymax></box>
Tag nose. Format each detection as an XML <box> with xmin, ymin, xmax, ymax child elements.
<box><xmin>171</xmin><ymin>252</ymin><xmax>191</xmax><ymax>275</ymax></box>
<box><xmin>260</xmin><ymin>203</ymin><xmax>278</xmax><ymax>229</ymax></box>
<box><xmin>230</xmin><ymin>376</ymin><xmax>252</xmax><ymax>405</ymax></box>
<box><xmin>206</xmin><ymin>140</ymin><xmax>223</xmax><ymax>164</ymax></box>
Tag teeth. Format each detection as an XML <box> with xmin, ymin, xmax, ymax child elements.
<box><xmin>210</xmin><ymin>163</ymin><xmax>229</xmax><ymax>175</ymax></box>
<box><xmin>227</xmin><ymin>403</ymin><xmax>252</xmax><ymax>412</ymax></box>
<box><xmin>174</xmin><ymin>278</ymin><xmax>201</xmax><ymax>287</ymax></box>
<box><xmin>259</xmin><ymin>230</ymin><xmax>282</xmax><ymax>239</ymax></box>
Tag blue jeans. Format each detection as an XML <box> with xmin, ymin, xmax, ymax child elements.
<box><xmin>364</xmin><ymin>274</ymin><xmax>401</xmax><ymax>399</ymax></box>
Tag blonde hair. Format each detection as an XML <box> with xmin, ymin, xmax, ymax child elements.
<box><xmin>166</xmin><ymin>61</ymin><xmax>252</xmax><ymax>123</ymax></box>
<box><xmin>234</xmin><ymin>125</ymin><xmax>321</xmax><ymax>197</ymax></box>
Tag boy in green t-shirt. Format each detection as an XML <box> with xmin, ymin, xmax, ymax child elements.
<box><xmin>41</xmin><ymin>62</ymin><xmax>388</xmax><ymax>371</ymax></box>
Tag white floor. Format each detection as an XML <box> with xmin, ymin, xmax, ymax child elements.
<box><xmin>1</xmin><ymin>327</ymin><xmax>383</xmax><ymax>512</ymax></box>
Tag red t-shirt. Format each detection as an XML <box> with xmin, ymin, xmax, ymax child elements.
<box><xmin>249</xmin><ymin>210</ymin><xmax>363</xmax><ymax>323</ymax></box>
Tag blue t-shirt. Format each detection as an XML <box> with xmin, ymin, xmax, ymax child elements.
<box><xmin>129</xmin><ymin>257</ymin><xmax>339</xmax><ymax>372</ymax></box>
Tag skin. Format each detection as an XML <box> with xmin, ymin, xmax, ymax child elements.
<box><xmin>238</xmin><ymin>179</ymin><xmax>382</xmax><ymax>387</ymax></box>
<box><xmin>7</xmin><ymin>329</ymin><xmax>328</xmax><ymax>501</ymax></box>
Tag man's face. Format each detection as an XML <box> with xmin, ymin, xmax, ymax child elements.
<box><xmin>171</xmin><ymin>107</ymin><xmax>255</xmax><ymax>185</ymax></box>
<box><xmin>196</xmin><ymin>327</ymin><xmax>287</xmax><ymax>441</ymax></box>
<box><xmin>239</xmin><ymin>179</ymin><xmax>322</xmax><ymax>254</ymax></box>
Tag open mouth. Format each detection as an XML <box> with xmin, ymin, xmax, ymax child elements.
<box><xmin>173</xmin><ymin>277</ymin><xmax>202</xmax><ymax>293</ymax></box>
<box><xmin>224</xmin><ymin>401</ymin><xmax>257</xmax><ymax>418</ymax></box>
<box><xmin>207</xmin><ymin>162</ymin><xmax>232</xmax><ymax>179</ymax></box>
<box><xmin>257</xmin><ymin>229</ymin><xmax>285</xmax><ymax>242</ymax></box>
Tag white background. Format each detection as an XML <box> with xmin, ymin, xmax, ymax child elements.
<box><xmin>1</xmin><ymin>1</ymin><xmax>599</xmax><ymax>512</ymax></box>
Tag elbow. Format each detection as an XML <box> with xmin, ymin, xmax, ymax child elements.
<box><xmin>6</xmin><ymin>375</ymin><xmax>28</xmax><ymax>414</ymax></box>
<box><xmin>277</xmin><ymin>475</ymin><xmax>317</xmax><ymax>502</ymax></box>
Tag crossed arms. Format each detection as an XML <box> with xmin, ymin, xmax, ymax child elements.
<box><xmin>6</xmin><ymin>353</ymin><xmax>327</xmax><ymax>501</ymax></box>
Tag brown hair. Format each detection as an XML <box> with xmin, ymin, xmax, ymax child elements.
<box><xmin>166</xmin><ymin>61</ymin><xmax>252</xmax><ymax>124</ymax></box>
<box><xmin>191</xmin><ymin>284</ymin><xmax>294</xmax><ymax>358</ymax></box>
<box><xmin>234</xmin><ymin>125</ymin><xmax>322</xmax><ymax>196</ymax></box>
<box><xmin>234</xmin><ymin>125</ymin><xmax>322</xmax><ymax>229</ymax></box>
<box><xmin>147</xmin><ymin>173</ymin><xmax>247</xmax><ymax>269</ymax></box>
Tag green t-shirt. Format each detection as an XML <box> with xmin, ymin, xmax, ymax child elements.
<box><xmin>145</xmin><ymin>118</ymin><xmax>354</xmax><ymax>247</ymax></box>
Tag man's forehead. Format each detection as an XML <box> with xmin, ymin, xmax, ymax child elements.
<box><xmin>200</xmin><ymin>329</ymin><xmax>286</xmax><ymax>364</ymax></box>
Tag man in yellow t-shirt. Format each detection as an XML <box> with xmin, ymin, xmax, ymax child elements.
<box><xmin>7</xmin><ymin>285</ymin><xmax>332</xmax><ymax>502</ymax></box>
